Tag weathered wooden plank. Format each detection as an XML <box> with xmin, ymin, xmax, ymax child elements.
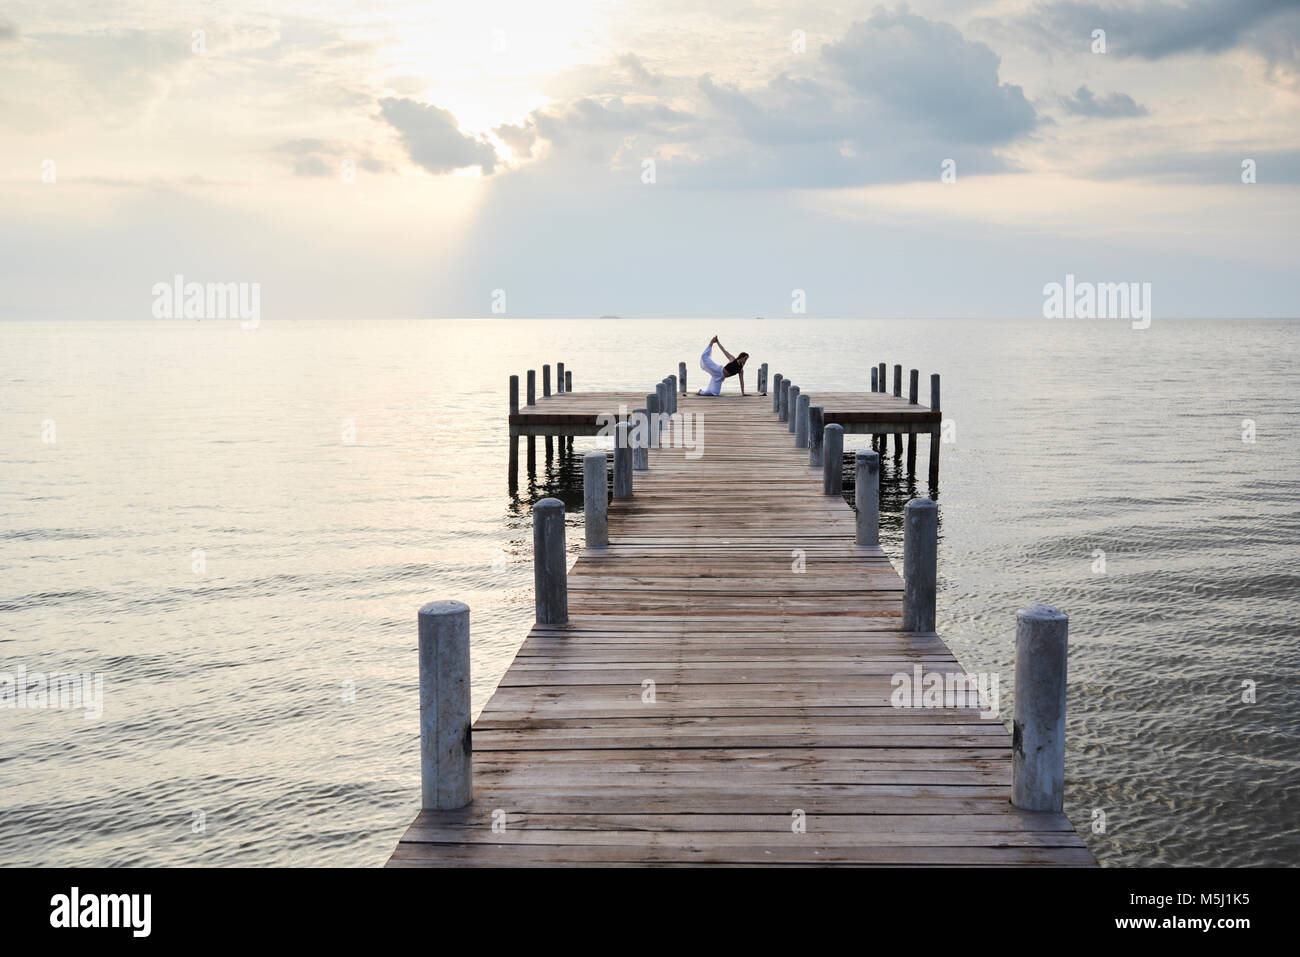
<box><xmin>390</xmin><ymin>386</ymin><xmax>1092</xmax><ymax>867</ymax></box>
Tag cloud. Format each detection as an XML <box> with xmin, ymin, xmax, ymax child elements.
<box><xmin>1060</xmin><ymin>85</ymin><xmax>1148</xmax><ymax>117</ymax></box>
<box><xmin>617</xmin><ymin>53</ymin><xmax>663</xmax><ymax>88</ymax></box>
<box><xmin>493</xmin><ymin>121</ymin><xmax>538</xmax><ymax>160</ymax></box>
<box><xmin>511</xmin><ymin>8</ymin><xmax>1040</xmax><ymax>188</ymax></box>
<box><xmin>1086</xmin><ymin>147</ymin><xmax>1300</xmax><ymax>183</ymax></box>
<box><xmin>272</xmin><ymin>138</ymin><xmax>390</xmax><ymax>177</ymax></box>
<box><xmin>378</xmin><ymin>98</ymin><xmax>499</xmax><ymax>175</ymax></box>
<box><xmin>1022</xmin><ymin>0</ymin><xmax>1299</xmax><ymax>67</ymax></box>
<box><xmin>822</xmin><ymin>8</ymin><xmax>1038</xmax><ymax>145</ymax></box>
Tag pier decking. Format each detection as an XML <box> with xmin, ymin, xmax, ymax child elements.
<box><xmin>389</xmin><ymin>386</ymin><xmax>1094</xmax><ymax>866</ymax></box>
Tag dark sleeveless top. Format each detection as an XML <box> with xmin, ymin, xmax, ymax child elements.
<box><xmin>723</xmin><ymin>359</ymin><xmax>742</xmax><ymax>376</ymax></box>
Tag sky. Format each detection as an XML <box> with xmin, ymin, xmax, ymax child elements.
<box><xmin>1</xmin><ymin>0</ymin><xmax>1297</xmax><ymax>319</ymax></box>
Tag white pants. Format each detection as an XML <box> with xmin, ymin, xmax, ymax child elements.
<box><xmin>699</xmin><ymin>345</ymin><xmax>725</xmax><ymax>395</ymax></box>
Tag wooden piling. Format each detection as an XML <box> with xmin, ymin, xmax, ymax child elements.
<box><xmin>795</xmin><ymin>392</ymin><xmax>810</xmax><ymax>448</ymax></box>
<box><xmin>646</xmin><ymin>393</ymin><xmax>661</xmax><ymax>449</ymax></box>
<box><xmin>565</xmin><ymin>370</ymin><xmax>572</xmax><ymax>392</ymax></box>
<box><xmin>509</xmin><ymin>375</ymin><xmax>519</xmax><ymax>415</ymax></box>
<box><xmin>631</xmin><ymin>408</ymin><xmax>649</xmax><ymax>472</ymax></box>
<box><xmin>929</xmin><ymin>374</ymin><xmax>941</xmax><ymax>487</ymax></box>
<box><xmin>418</xmin><ymin>600</ymin><xmax>472</xmax><ymax>809</ymax></box>
<box><xmin>787</xmin><ymin>385</ymin><xmax>800</xmax><ymax>434</ymax></box>
<box><xmin>822</xmin><ymin>424</ymin><xmax>844</xmax><ymax>495</ymax></box>
<box><xmin>543</xmin><ymin>364</ymin><xmax>552</xmax><ymax>398</ymax></box>
<box><xmin>557</xmin><ymin>362</ymin><xmax>565</xmax><ymax>394</ymax></box>
<box><xmin>526</xmin><ymin>370</ymin><xmax>536</xmax><ymax>406</ymax></box>
<box><xmin>772</xmin><ymin>373</ymin><xmax>783</xmax><ymax>412</ymax></box>
<box><xmin>613</xmin><ymin>422</ymin><xmax>633</xmax><ymax>499</ymax></box>
<box><xmin>808</xmin><ymin>405</ymin><xmax>824</xmax><ymax>468</ymax></box>
<box><xmin>892</xmin><ymin>364</ymin><xmax>903</xmax><ymax>458</ymax></box>
<box><xmin>779</xmin><ymin>379</ymin><xmax>791</xmax><ymax>422</ymax></box>
<box><xmin>532</xmin><ymin>498</ymin><xmax>567</xmax><ymax>625</ymax></box>
<box><xmin>902</xmin><ymin>497</ymin><xmax>937</xmax><ymax>632</ymax></box>
<box><xmin>1012</xmin><ymin>604</ymin><xmax>1069</xmax><ymax>813</ymax></box>
<box><xmin>855</xmin><ymin>450</ymin><xmax>880</xmax><ymax>546</ymax></box>
<box><xmin>907</xmin><ymin>369</ymin><xmax>919</xmax><ymax>474</ymax></box>
<box><xmin>655</xmin><ymin>383</ymin><xmax>669</xmax><ymax>441</ymax></box>
<box><xmin>583</xmin><ymin>451</ymin><xmax>610</xmax><ymax>546</ymax></box>
<box><xmin>679</xmin><ymin>361</ymin><xmax>687</xmax><ymax>394</ymax></box>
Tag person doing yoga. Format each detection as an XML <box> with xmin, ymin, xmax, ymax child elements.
<box><xmin>697</xmin><ymin>336</ymin><xmax>749</xmax><ymax>396</ymax></box>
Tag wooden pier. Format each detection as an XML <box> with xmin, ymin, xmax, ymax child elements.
<box><xmin>389</xmin><ymin>364</ymin><xmax>1094</xmax><ymax>866</ymax></box>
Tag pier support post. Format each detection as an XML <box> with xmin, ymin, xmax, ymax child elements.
<box><xmin>855</xmin><ymin>450</ymin><xmax>880</xmax><ymax>546</ymax></box>
<box><xmin>772</xmin><ymin>373</ymin><xmax>783</xmax><ymax>412</ymax></box>
<box><xmin>526</xmin><ymin>370</ymin><xmax>536</xmax><ymax>406</ymax></box>
<box><xmin>1012</xmin><ymin>604</ymin><xmax>1069</xmax><ymax>813</ymax></box>
<box><xmin>533</xmin><ymin>498</ymin><xmax>568</xmax><ymax>624</ymax></box>
<box><xmin>583</xmin><ymin>452</ymin><xmax>609</xmax><ymax>546</ymax></box>
<box><xmin>509</xmin><ymin>375</ymin><xmax>519</xmax><ymax>415</ymax></box>
<box><xmin>871</xmin><ymin>367</ymin><xmax>878</xmax><ymax>392</ymax></box>
<box><xmin>892</xmin><ymin>365</ymin><xmax>903</xmax><ymax>458</ymax></box>
<box><xmin>779</xmin><ymin>379</ymin><xmax>791</xmax><ymax>422</ymax></box>
<box><xmin>565</xmin><ymin>371</ymin><xmax>572</xmax><ymax>392</ymax></box>
<box><xmin>631</xmin><ymin>408</ymin><xmax>649</xmax><ymax>471</ymax></box>
<box><xmin>613</xmin><ymin>422</ymin><xmax>633</xmax><ymax>499</ymax></box>
<box><xmin>808</xmin><ymin>406</ymin><xmax>824</xmax><ymax>468</ymax></box>
<box><xmin>902</xmin><ymin>497</ymin><xmax>937</xmax><ymax>632</ymax></box>
<box><xmin>787</xmin><ymin>385</ymin><xmax>800</xmax><ymax>434</ymax></box>
<box><xmin>679</xmin><ymin>362</ymin><xmax>687</xmax><ymax>394</ymax></box>
<box><xmin>822</xmin><ymin>424</ymin><xmax>844</xmax><ymax>495</ymax></box>
<box><xmin>759</xmin><ymin>363</ymin><xmax>768</xmax><ymax>394</ymax></box>
<box><xmin>929</xmin><ymin>373</ymin><xmax>942</xmax><ymax>488</ymax></box>
<box><xmin>878</xmin><ymin>362</ymin><xmax>886</xmax><ymax>398</ymax></box>
<box><xmin>543</xmin><ymin>365</ymin><xmax>552</xmax><ymax>398</ymax></box>
<box><xmin>418</xmin><ymin>600</ymin><xmax>472</xmax><ymax>809</ymax></box>
<box><xmin>655</xmin><ymin>383</ymin><xmax>668</xmax><ymax>440</ymax></box>
<box><xmin>646</xmin><ymin>393</ymin><xmax>661</xmax><ymax>448</ymax></box>
<box><xmin>795</xmin><ymin>393</ymin><xmax>810</xmax><ymax>448</ymax></box>
<box><xmin>668</xmin><ymin>376</ymin><xmax>678</xmax><ymax>414</ymax></box>
<box><xmin>907</xmin><ymin>369</ymin><xmax>919</xmax><ymax>474</ymax></box>
<box><xmin>557</xmin><ymin>362</ymin><xmax>565</xmax><ymax>394</ymax></box>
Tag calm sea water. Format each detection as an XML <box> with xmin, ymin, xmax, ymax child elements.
<box><xmin>1</xmin><ymin>318</ymin><xmax>1297</xmax><ymax>867</ymax></box>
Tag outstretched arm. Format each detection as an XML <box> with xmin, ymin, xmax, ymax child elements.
<box><xmin>739</xmin><ymin>369</ymin><xmax>746</xmax><ymax>396</ymax></box>
<box><xmin>714</xmin><ymin>338</ymin><xmax>736</xmax><ymax>362</ymax></box>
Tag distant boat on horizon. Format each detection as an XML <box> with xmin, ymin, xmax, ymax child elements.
<box><xmin>599</xmin><ymin>315</ymin><xmax>621</xmax><ymax>319</ymax></box>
